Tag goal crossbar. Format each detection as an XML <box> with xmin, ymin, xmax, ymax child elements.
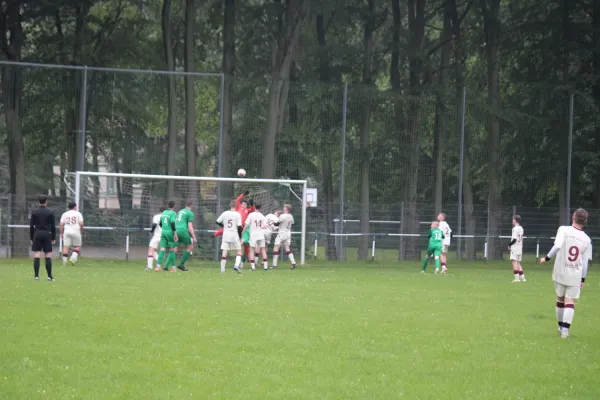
<box><xmin>71</xmin><ymin>171</ymin><xmax>308</xmax><ymax>265</ymax></box>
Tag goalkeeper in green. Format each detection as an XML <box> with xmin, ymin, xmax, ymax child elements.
<box><xmin>421</xmin><ymin>221</ymin><xmax>445</xmax><ymax>273</ymax></box>
<box><xmin>174</xmin><ymin>200</ymin><xmax>197</xmax><ymax>272</ymax></box>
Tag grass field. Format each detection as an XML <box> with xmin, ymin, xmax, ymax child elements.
<box><xmin>1</xmin><ymin>258</ymin><xmax>599</xmax><ymax>400</ymax></box>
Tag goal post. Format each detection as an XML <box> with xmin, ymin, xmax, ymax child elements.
<box><xmin>69</xmin><ymin>171</ymin><xmax>308</xmax><ymax>265</ymax></box>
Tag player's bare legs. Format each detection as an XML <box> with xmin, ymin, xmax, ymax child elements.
<box><xmin>156</xmin><ymin>246</ymin><xmax>167</xmax><ymax>271</ymax></box>
<box><xmin>556</xmin><ymin>295</ymin><xmax>576</xmax><ymax>338</ymax></box>
<box><xmin>518</xmin><ymin>261</ymin><xmax>525</xmax><ymax>281</ymax></box>
<box><xmin>249</xmin><ymin>246</ymin><xmax>257</xmax><ymax>270</ymax></box>
<box><xmin>511</xmin><ymin>260</ymin><xmax>521</xmax><ymax>283</ymax></box>
<box><xmin>273</xmin><ymin>244</ymin><xmax>296</xmax><ymax>269</ymax></box>
<box><xmin>34</xmin><ymin>250</ymin><xmax>54</xmax><ymax>281</ymax></box>
<box><xmin>221</xmin><ymin>249</ymin><xmax>242</xmax><ymax>274</ymax></box>
<box><xmin>440</xmin><ymin>250</ymin><xmax>448</xmax><ymax>273</ymax></box>
<box><xmin>259</xmin><ymin>247</ymin><xmax>268</xmax><ymax>270</ymax></box>
<box><xmin>70</xmin><ymin>245</ymin><xmax>81</xmax><ymax>265</ymax></box>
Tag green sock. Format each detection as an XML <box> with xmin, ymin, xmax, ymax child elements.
<box><xmin>180</xmin><ymin>251</ymin><xmax>191</xmax><ymax>266</ymax></box>
<box><xmin>435</xmin><ymin>258</ymin><xmax>441</xmax><ymax>270</ymax></box>
<box><xmin>157</xmin><ymin>251</ymin><xmax>165</xmax><ymax>266</ymax></box>
<box><xmin>165</xmin><ymin>252</ymin><xmax>176</xmax><ymax>269</ymax></box>
<box><xmin>421</xmin><ymin>258</ymin><xmax>429</xmax><ymax>271</ymax></box>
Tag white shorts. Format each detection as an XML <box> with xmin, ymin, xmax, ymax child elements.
<box><xmin>510</xmin><ymin>251</ymin><xmax>522</xmax><ymax>262</ymax></box>
<box><xmin>274</xmin><ymin>234</ymin><xmax>291</xmax><ymax>247</ymax></box>
<box><xmin>554</xmin><ymin>281</ymin><xmax>580</xmax><ymax>299</ymax></box>
<box><xmin>221</xmin><ymin>240</ymin><xmax>241</xmax><ymax>251</ymax></box>
<box><xmin>264</xmin><ymin>232</ymin><xmax>273</xmax><ymax>245</ymax></box>
<box><xmin>250</xmin><ymin>238</ymin><xmax>265</xmax><ymax>248</ymax></box>
<box><xmin>149</xmin><ymin>235</ymin><xmax>161</xmax><ymax>250</ymax></box>
<box><xmin>442</xmin><ymin>244</ymin><xmax>450</xmax><ymax>254</ymax></box>
<box><xmin>63</xmin><ymin>231</ymin><xmax>82</xmax><ymax>247</ymax></box>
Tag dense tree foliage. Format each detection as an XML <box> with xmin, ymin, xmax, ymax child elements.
<box><xmin>1</xmin><ymin>0</ymin><xmax>599</xmax><ymax>260</ymax></box>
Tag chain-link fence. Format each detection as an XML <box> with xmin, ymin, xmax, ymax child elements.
<box><xmin>1</xmin><ymin>62</ymin><xmax>599</xmax><ymax>261</ymax></box>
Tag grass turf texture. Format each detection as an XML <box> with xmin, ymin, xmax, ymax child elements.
<box><xmin>1</xmin><ymin>259</ymin><xmax>599</xmax><ymax>400</ymax></box>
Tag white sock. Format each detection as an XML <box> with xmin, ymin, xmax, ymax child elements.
<box><xmin>514</xmin><ymin>273</ymin><xmax>519</xmax><ymax>280</ymax></box>
<box><xmin>71</xmin><ymin>252</ymin><xmax>79</xmax><ymax>262</ymax></box>
<box><xmin>563</xmin><ymin>304</ymin><xmax>575</xmax><ymax>328</ymax></box>
<box><xmin>263</xmin><ymin>259</ymin><xmax>268</xmax><ymax>269</ymax></box>
<box><xmin>147</xmin><ymin>257</ymin><xmax>154</xmax><ymax>269</ymax></box>
<box><xmin>287</xmin><ymin>252</ymin><xmax>296</xmax><ymax>265</ymax></box>
<box><xmin>251</xmin><ymin>260</ymin><xmax>256</xmax><ymax>269</ymax></box>
<box><xmin>520</xmin><ymin>273</ymin><xmax>526</xmax><ymax>280</ymax></box>
<box><xmin>153</xmin><ymin>251</ymin><xmax>158</xmax><ymax>261</ymax></box>
<box><xmin>62</xmin><ymin>256</ymin><xmax>68</xmax><ymax>264</ymax></box>
<box><xmin>273</xmin><ymin>254</ymin><xmax>279</xmax><ymax>266</ymax></box>
<box><xmin>556</xmin><ymin>301</ymin><xmax>564</xmax><ymax>325</ymax></box>
<box><xmin>220</xmin><ymin>257</ymin><xmax>226</xmax><ymax>273</ymax></box>
<box><xmin>234</xmin><ymin>255</ymin><xmax>241</xmax><ymax>268</ymax></box>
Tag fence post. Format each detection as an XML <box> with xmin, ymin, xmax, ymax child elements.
<box><xmin>215</xmin><ymin>73</ymin><xmax>226</xmax><ymax>261</ymax></box>
<box><xmin>338</xmin><ymin>82</ymin><xmax>348</xmax><ymax>261</ymax></box>
<box><xmin>566</xmin><ymin>92</ymin><xmax>574</xmax><ymax>224</ymax></box>
<box><xmin>77</xmin><ymin>66</ymin><xmax>88</xmax><ymax>190</ymax></box>
<box><xmin>399</xmin><ymin>202</ymin><xmax>405</xmax><ymax>260</ymax></box>
<box><xmin>0</xmin><ymin>205</ymin><xmax>2</xmax><ymax>258</ymax></box>
<box><xmin>7</xmin><ymin>193</ymin><xmax>11</xmax><ymax>258</ymax></box>
<box><xmin>457</xmin><ymin>87</ymin><xmax>466</xmax><ymax>260</ymax></box>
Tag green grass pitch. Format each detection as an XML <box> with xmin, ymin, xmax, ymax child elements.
<box><xmin>1</xmin><ymin>258</ymin><xmax>599</xmax><ymax>399</ymax></box>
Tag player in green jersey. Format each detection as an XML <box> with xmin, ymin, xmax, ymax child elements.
<box><xmin>421</xmin><ymin>221</ymin><xmax>445</xmax><ymax>273</ymax></box>
<box><xmin>156</xmin><ymin>200</ymin><xmax>179</xmax><ymax>272</ymax></box>
<box><xmin>175</xmin><ymin>200</ymin><xmax>197</xmax><ymax>272</ymax></box>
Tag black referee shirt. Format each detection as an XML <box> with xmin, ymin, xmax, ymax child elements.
<box><xmin>29</xmin><ymin>206</ymin><xmax>56</xmax><ymax>241</ymax></box>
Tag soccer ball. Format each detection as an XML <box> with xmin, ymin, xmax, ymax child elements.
<box><xmin>237</xmin><ymin>168</ymin><xmax>246</xmax><ymax>177</ymax></box>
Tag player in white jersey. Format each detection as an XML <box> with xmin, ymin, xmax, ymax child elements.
<box><xmin>273</xmin><ymin>204</ymin><xmax>297</xmax><ymax>269</ymax></box>
<box><xmin>508</xmin><ymin>215</ymin><xmax>525</xmax><ymax>282</ymax></box>
<box><xmin>59</xmin><ymin>202</ymin><xmax>84</xmax><ymax>265</ymax></box>
<box><xmin>540</xmin><ymin>209</ymin><xmax>591</xmax><ymax>339</ymax></box>
<box><xmin>437</xmin><ymin>213</ymin><xmax>451</xmax><ymax>273</ymax></box>
<box><xmin>243</xmin><ymin>204</ymin><xmax>268</xmax><ymax>270</ymax></box>
<box><xmin>216</xmin><ymin>199</ymin><xmax>243</xmax><ymax>274</ymax></box>
<box><xmin>264</xmin><ymin>210</ymin><xmax>281</xmax><ymax>248</ymax></box>
<box><xmin>146</xmin><ymin>206</ymin><xmax>166</xmax><ymax>270</ymax></box>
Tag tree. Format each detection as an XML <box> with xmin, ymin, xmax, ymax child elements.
<box><xmin>1</xmin><ymin>0</ymin><xmax>27</xmax><ymax>255</ymax></box>
<box><xmin>220</xmin><ymin>0</ymin><xmax>235</xmax><ymax>202</ymax></box>
<box><xmin>184</xmin><ymin>0</ymin><xmax>198</xmax><ymax>203</ymax></box>
<box><xmin>162</xmin><ymin>0</ymin><xmax>177</xmax><ymax>198</ymax></box>
<box><xmin>480</xmin><ymin>0</ymin><xmax>502</xmax><ymax>259</ymax></box>
<box><xmin>261</xmin><ymin>0</ymin><xmax>309</xmax><ymax>179</ymax></box>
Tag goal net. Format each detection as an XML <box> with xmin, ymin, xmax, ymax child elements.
<box><xmin>64</xmin><ymin>172</ymin><xmax>307</xmax><ymax>264</ymax></box>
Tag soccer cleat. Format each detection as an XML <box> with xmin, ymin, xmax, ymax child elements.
<box><xmin>442</xmin><ymin>266</ymin><xmax>448</xmax><ymax>274</ymax></box>
<box><xmin>177</xmin><ymin>265</ymin><xmax>189</xmax><ymax>272</ymax></box>
<box><xmin>170</xmin><ymin>268</ymin><xmax>177</xmax><ymax>273</ymax></box>
<box><xmin>145</xmin><ymin>267</ymin><xmax>152</xmax><ymax>271</ymax></box>
<box><xmin>520</xmin><ymin>277</ymin><xmax>526</xmax><ymax>282</ymax></box>
<box><xmin>272</xmin><ymin>265</ymin><xmax>278</xmax><ymax>269</ymax></box>
<box><xmin>35</xmin><ymin>277</ymin><xmax>39</xmax><ymax>281</ymax></box>
<box><xmin>512</xmin><ymin>279</ymin><xmax>520</xmax><ymax>283</ymax></box>
<box><xmin>264</xmin><ymin>266</ymin><xmax>269</xmax><ymax>270</ymax></box>
<box><xmin>154</xmin><ymin>266</ymin><xmax>162</xmax><ymax>271</ymax></box>
<box><xmin>561</xmin><ymin>329</ymin><xmax>569</xmax><ymax>339</ymax></box>
<box><xmin>69</xmin><ymin>259</ymin><xmax>76</xmax><ymax>266</ymax></box>
<box><xmin>420</xmin><ymin>270</ymin><xmax>426</xmax><ymax>274</ymax></box>
<box><xmin>48</xmin><ymin>277</ymin><xmax>55</xmax><ymax>282</ymax></box>
<box><xmin>251</xmin><ymin>266</ymin><xmax>256</xmax><ymax>270</ymax></box>
<box><xmin>435</xmin><ymin>269</ymin><xmax>440</xmax><ymax>274</ymax></box>
<box><xmin>234</xmin><ymin>267</ymin><xmax>241</xmax><ymax>274</ymax></box>
<box><xmin>558</xmin><ymin>326</ymin><xmax>563</xmax><ymax>335</ymax></box>
<box><xmin>291</xmin><ymin>264</ymin><xmax>297</xmax><ymax>269</ymax></box>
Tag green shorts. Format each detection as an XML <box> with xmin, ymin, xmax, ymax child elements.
<box><xmin>177</xmin><ymin>230</ymin><xmax>192</xmax><ymax>246</ymax></box>
<box><xmin>160</xmin><ymin>231</ymin><xmax>179</xmax><ymax>249</ymax></box>
<box><xmin>426</xmin><ymin>245</ymin><xmax>442</xmax><ymax>257</ymax></box>
<box><xmin>242</xmin><ymin>229</ymin><xmax>250</xmax><ymax>245</ymax></box>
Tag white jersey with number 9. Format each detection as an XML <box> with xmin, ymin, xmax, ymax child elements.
<box><xmin>552</xmin><ymin>225</ymin><xmax>592</xmax><ymax>287</ymax></box>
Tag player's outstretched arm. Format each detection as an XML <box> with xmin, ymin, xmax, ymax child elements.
<box><xmin>236</xmin><ymin>191</ymin><xmax>250</xmax><ymax>207</ymax></box>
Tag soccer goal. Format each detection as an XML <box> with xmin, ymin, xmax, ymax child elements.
<box><xmin>65</xmin><ymin>171</ymin><xmax>308</xmax><ymax>264</ymax></box>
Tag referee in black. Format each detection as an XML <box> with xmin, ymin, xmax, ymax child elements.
<box><xmin>29</xmin><ymin>195</ymin><xmax>56</xmax><ymax>281</ymax></box>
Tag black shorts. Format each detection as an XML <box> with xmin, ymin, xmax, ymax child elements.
<box><xmin>32</xmin><ymin>231</ymin><xmax>53</xmax><ymax>253</ymax></box>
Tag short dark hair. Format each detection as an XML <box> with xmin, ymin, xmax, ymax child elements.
<box><xmin>254</xmin><ymin>204</ymin><xmax>262</xmax><ymax>210</ymax></box>
<box><xmin>38</xmin><ymin>195</ymin><xmax>47</xmax><ymax>205</ymax></box>
<box><xmin>68</xmin><ymin>201</ymin><xmax>77</xmax><ymax>210</ymax></box>
<box><xmin>185</xmin><ymin>200</ymin><xmax>193</xmax><ymax>207</ymax></box>
<box><xmin>230</xmin><ymin>200</ymin><xmax>237</xmax><ymax>208</ymax></box>
<box><xmin>168</xmin><ymin>200</ymin><xmax>175</xmax><ymax>209</ymax></box>
<box><xmin>573</xmin><ymin>208</ymin><xmax>588</xmax><ymax>225</ymax></box>
<box><xmin>159</xmin><ymin>206</ymin><xmax>166</xmax><ymax>213</ymax></box>
<box><xmin>513</xmin><ymin>215</ymin><xmax>521</xmax><ymax>224</ymax></box>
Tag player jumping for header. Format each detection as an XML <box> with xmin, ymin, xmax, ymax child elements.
<box><xmin>508</xmin><ymin>215</ymin><xmax>525</xmax><ymax>282</ymax></box>
<box><xmin>214</xmin><ymin>191</ymin><xmax>255</xmax><ymax>266</ymax></box>
<box><xmin>540</xmin><ymin>208</ymin><xmax>591</xmax><ymax>339</ymax></box>
<box><xmin>421</xmin><ymin>221</ymin><xmax>445</xmax><ymax>273</ymax></box>
<box><xmin>437</xmin><ymin>213</ymin><xmax>452</xmax><ymax>273</ymax></box>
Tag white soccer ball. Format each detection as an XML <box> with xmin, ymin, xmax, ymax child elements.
<box><xmin>237</xmin><ymin>168</ymin><xmax>246</xmax><ymax>177</ymax></box>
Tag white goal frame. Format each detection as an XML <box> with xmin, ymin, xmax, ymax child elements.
<box><xmin>72</xmin><ymin>171</ymin><xmax>309</xmax><ymax>265</ymax></box>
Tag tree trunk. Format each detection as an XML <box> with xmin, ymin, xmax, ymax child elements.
<box><xmin>433</xmin><ymin>3</ymin><xmax>452</xmax><ymax>215</ymax></box>
<box><xmin>401</xmin><ymin>0</ymin><xmax>426</xmax><ymax>260</ymax></box>
<box><xmin>261</xmin><ymin>0</ymin><xmax>309</xmax><ymax>179</ymax></box>
<box><xmin>1</xmin><ymin>0</ymin><xmax>27</xmax><ymax>256</ymax></box>
<box><xmin>480</xmin><ymin>0</ymin><xmax>502</xmax><ymax>259</ymax></box>
<box><xmin>184</xmin><ymin>0</ymin><xmax>199</xmax><ymax>208</ymax></box>
<box><xmin>316</xmin><ymin>13</ymin><xmax>337</xmax><ymax>260</ymax></box>
<box><xmin>449</xmin><ymin>0</ymin><xmax>475</xmax><ymax>259</ymax></box>
<box><xmin>221</xmin><ymin>0</ymin><xmax>235</xmax><ymax>202</ymax></box>
<box><xmin>162</xmin><ymin>0</ymin><xmax>178</xmax><ymax>199</ymax></box>
<box><xmin>357</xmin><ymin>0</ymin><xmax>376</xmax><ymax>260</ymax></box>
